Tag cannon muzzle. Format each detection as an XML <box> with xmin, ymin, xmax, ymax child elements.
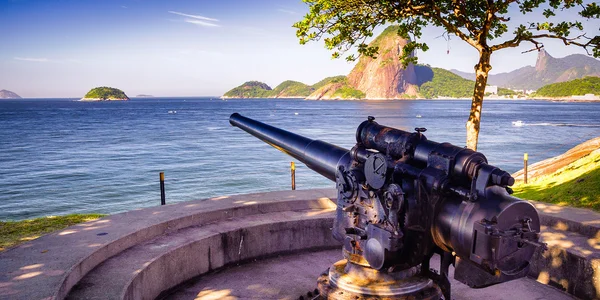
<box><xmin>229</xmin><ymin>113</ymin><xmax>351</xmax><ymax>181</ymax></box>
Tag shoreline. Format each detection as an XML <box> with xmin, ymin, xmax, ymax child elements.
<box><xmin>79</xmin><ymin>97</ymin><xmax>129</xmax><ymax>101</ymax></box>
<box><xmin>220</xmin><ymin>96</ymin><xmax>600</xmax><ymax>102</ymax></box>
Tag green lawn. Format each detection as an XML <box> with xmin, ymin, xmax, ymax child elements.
<box><xmin>0</xmin><ymin>214</ymin><xmax>106</xmax><ymax>251</ymax></box>
<box><xmin>512</xmin><ymin>150</ymin><xmax>600</xmax><ymax>211</ymax></box>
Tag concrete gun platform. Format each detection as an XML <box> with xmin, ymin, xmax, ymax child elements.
<box><xmin>0</xmin><ymin>189</ymin><xmax>599</xmax><ymax>300</ymax></box>
<box><xmin>163</xmin><ymin>249</ymin><xmax>573</xmax><ymax>300</ymax></box>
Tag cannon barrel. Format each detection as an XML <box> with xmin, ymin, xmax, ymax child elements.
<box><xmin>229</xmin><ymin>113</ymin><xmax>351</xmax><ymax>181</ymax></box>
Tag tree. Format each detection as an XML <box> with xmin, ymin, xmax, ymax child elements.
<box><xmin>294</xmin><ymin>0</ymin><xmax>600</xmax><ymax>150</ymax></box>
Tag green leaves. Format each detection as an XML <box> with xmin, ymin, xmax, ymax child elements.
<box><xmin>83</xmin><ymin>87</ymin><xmax>128</xmax><ymax>100</ymax></box>
<box><xmin>294</xmin><ymin>0</ymin><xmax>599</xmax><ymax>61</ymax></box>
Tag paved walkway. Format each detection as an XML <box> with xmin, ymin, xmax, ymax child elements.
<box><xmin>0</xmin><ymin>189</ymin><xmax>598</xmax><ymax>300</ymax></box>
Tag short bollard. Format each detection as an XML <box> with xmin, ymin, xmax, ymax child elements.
<box><xmin>524</xmin><ymin>153</ymin><xmax>528</xmax><ymax>184</ymax></box>
<box><xmin>291</xmin><ymin>162</ymin><xmax>296</xmax><ymax>190</ymax></box>
<box><xmin>160</xmin><ymin>172</ymin><xmax>166</xmax><ymax>205</ymax></box>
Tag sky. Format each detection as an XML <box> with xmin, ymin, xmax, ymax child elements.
<box><xmin>1</xmin><ymin>0</ymin><xmax>599</xmax><ymax>98</ymax></box>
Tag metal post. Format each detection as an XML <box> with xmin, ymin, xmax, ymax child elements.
<box><xmin>524</xmin><ymin>153</ymin><xmax>528</xmax><ymax>184</ymax></box>
<box><xmin>160</xmin><ymin>172</ymin><xmax>166</xmax><ymax>205</ymax></box>
<box><xmin>291</xmin><ymin>162</ymin><xmax>296</xmax><ymax>190</ymax></box>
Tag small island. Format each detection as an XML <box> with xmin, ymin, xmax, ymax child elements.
<box><xmin>136</xmin><ymin>94</ymin><xmax>154</xmax><ymax>98</ymax></box>
<box><xmin>80</xmin><ymin>87</ymin><xmax>129</xmax><ymax>101</ymax></box>
<box><xmin>0</xmin><ymin>89</ymin><xmax>22</xmax><ymax>99</ymax></box>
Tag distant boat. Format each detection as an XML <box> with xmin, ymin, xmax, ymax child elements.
<box><xmin>416</xmin><ymin>115</ymin><xmax>422</xmax><ymax>118</ymax></box>
<box><xmin>512</xmin><ymin>120</ymin><xmax>524</xmax><ymax>127</ymax></box>
<box><xmin>168</xmin><ymin>110</ymin><xmax>177</xmax><ymax>114</ymax></box>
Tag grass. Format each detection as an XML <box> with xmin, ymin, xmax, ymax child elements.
<box><xmin>512</xmin><ymin>149</ymin><xmax>600</xmax><ymax>211</ymax></box>
<box><xmin>0</xmin><ymin>214</ymin><xmax>106</xmax><ymax>252</ymax></box>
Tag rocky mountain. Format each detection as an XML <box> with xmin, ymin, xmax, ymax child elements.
<box><xmin>224</xmin><ymin>26</ymin><xmax>422</xmax><ymax>100</ymax></box>
<box><xmin>0</xmin><ymin>89</ymin><xmax>22</xmax><ymax>99</ymax></box>
<box><xmin>345</xmin><ymin>26</ymin><xmax>419</xmax><ymax>99</ymax></box>
<box><xmin>450</xmin><ymin>50</ymin><xmax>600</xmax><ymax>90</ymax></box>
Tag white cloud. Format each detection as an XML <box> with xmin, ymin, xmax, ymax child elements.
<box><xmin>168</xmin><ymin>11</ymin><xmax>219</xmax><ymax>22</ymax></box>
<box><xmin>14</xmin><ymin>57</ymin><xmax>49</xmax><ymax>62</ymax></box>
<box><xmin>277</xmin><ymin>8</ymin><xmax>297</xmax><ymax>15</ymax></box>
<box><xmin>185</xmin><ymin>19</ymin><xmax>220</xmax><ymax>27</ymax></box>
<box><xmin>14</xmin><ymin>57</ymin><xmax>81</xmax><ymax>63</ymax></box>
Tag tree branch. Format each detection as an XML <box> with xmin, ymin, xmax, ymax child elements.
<box><xmin>492</xmin><ymin>32</ymin><xmax>597</xmax><ymax>55</ymax></box>
<box><xmin>425</xmin><ymin>2</ymin><xmax>481</xmax><ymax>49</ymax></box>
<box><xmin>450</xmin><ymin>0</ymin><xmax>478</xmax><ymax>36</ymax></box>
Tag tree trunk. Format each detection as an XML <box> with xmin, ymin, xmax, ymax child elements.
<box><xmin>466</xmin><ymin>50</ymin><xmax>492</xmax><ymax>151</ymax></box>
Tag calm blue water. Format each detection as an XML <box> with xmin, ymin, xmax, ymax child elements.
<box><xmin>1</xmin><ymin>98</ymin><xmax>599</xmax><ymax>220</ymax></box>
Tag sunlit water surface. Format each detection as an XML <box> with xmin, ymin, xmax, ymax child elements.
<box><xmin>1</xmin><ymin>98</ymin><xmax>599</xmax><ymax>220</ymax></box>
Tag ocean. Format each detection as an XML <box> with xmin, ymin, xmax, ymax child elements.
<box><xmin>1</xmin><ymin>98</ymin><xmax>599</xmax><ymax>220</ymax></box>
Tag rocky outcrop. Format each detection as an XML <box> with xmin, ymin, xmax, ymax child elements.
<box><xmin>306</xmin><ymin>83</ymin><xmax>345</xmax><ymax>100</ymax></box>
<box><xmin>0</xmin><ymin>89</ymin><xmax>22</xmax><ymax>99</ymax></box>
<box><xmin>346</xmin><ymin>26</ymin><xmax>419</xmax><ymax>99</ymax></box>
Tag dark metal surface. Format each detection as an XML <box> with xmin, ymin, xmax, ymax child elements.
<box><xmin>229</xmin><ymin>113</ymin><xmax>546</xmax><ymax>299</ymax></box>
<box><xmin>230</xmin><ymin>113</ymin><xmax>350</xmax><ymax>181</ymax></box>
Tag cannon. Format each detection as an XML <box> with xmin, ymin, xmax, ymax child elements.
<box><xmin>230</xmin><ymin>113</ymin><xmax>546</xmax><ymax>300</ymax></box>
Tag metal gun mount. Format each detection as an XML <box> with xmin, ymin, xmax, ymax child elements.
<box><xmin>230</xmin><ymin>113</ymin><xmax>546</xmax><ymax>300</ymax></box>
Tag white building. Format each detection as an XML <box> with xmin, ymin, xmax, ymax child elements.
<box><xmin>485</xmin><ymin>85</ymin><xmax>498</xmax><ymax>95</ymax></box>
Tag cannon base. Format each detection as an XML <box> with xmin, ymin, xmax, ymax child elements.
<box><xmin>317</xmin><ymin>260</ymin><xmax>442</xmax><ymax>300</ymax></box>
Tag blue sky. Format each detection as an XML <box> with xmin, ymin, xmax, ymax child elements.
<box><xmin>1</xmin><ymin>0</ymin><xmax>598</xmax><ymax>97</ymax></box>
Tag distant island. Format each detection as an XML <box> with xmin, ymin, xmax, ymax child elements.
<box><xmin>136</xmin><ymin>94</ymin><xmax>154</xmax><ymax>98</ymax></box>
<box><xmin>0</xmin><ymin>89</ymin><xmax>22</xmax><ymax>99</ymax></box>
<box><xmin>223</xmin><ymin>25</ymin><xmax>600</xmax><ymax>101</ymax></box>
<box><xmin>81</xmin><ymin>87</ymin><xmax>129</xmax><ymax>101</ymax></box>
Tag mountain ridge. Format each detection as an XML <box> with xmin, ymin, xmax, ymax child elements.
<box><xmin>450</xmin><ymin>50</ymin><xmax>600</xmax><ymax>90</ymax></box>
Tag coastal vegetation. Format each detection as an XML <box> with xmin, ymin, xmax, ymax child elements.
<box><xmin>270</xmin><ymin>80</ymin><xmax>313</xmax><ymax>97</ymax></box>
<box><xmin>0</xmin><ymin>214</ymin><xmax>106</xmax><ymax>251</ymax></box>
<box><xmin>332</xmin><ymin>84</ymin><xmax>365</xmax><ymax>99</ymax></box>
<box><xmin>223</xmin><ymin>81</ymin><xmax>273</xmax><ymax>98</ymax></box>
<box><xmin>419</xmin><ymin>68</ymin><xmax>519</xmax><ymax>99</ymax></box>
<box><xmin>294</xmin><ymin>0</ymin><xmax>600</xmax><ymax>150</ymax></box>
<box><xmin>82</xmin><ymin>87</ymin><xmax>129</xmax><ymax>101</ymax></box>
<box><xmin>534</xmin><ymin>76</ymin><xmax>600</xmax><ymax>97</ymax></box>
<box><xmin>312</xmin><ymin>75</ymin><xmax>347</xmax><ymax>90</ymax></box>
<box><xmin>419</xmin><ymin>68</ymin><xmax>474</xmax><ymax>99</ymax></box>
<box><xmin>223</xmin><ymin>76</ymin><xmax>350</xmax><ymax>99</ymax></box>
<box><xmin>513</xmin><ymin>149</ymin><xmax>600</xmax><ymax>211</ymax></box>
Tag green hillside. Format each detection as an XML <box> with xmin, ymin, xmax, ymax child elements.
<box><xmin>270</xmin><ymin>80</ymin><xmax>313</xmax><ymax>97</ymax></box>
<box><xmin>419</xmin><ymin>68</ymin><xmax>474</xmax><ymax>98</ymax></box>
<box><xmin>332</xmin><ymin>85</ymin><xmax>365</xmax><ymax>99</ymax></box>
<box><xmin>222</xmin><ymin>81</ymin><xmax>273</xmax><ymax>98</ymax></box>
<box><xmin>513</xmin><ymin>149</ymin><xmax>600</xmax><ymax>211</ymax></box>
<box><xmin>417</xmin><ymin>68</ymin><xmax>517</xmax><ymax>98</ymax></box>
<box><xmin>223</xmin><ymin>76</ymin><xmax>351</xmax><ymax>99</ymax></box>
<box><xmin>312</xmin><ymin>76</ymin><xmax>347</xmax><ymax>90</ymax></box>
<box><xmin>534</xmin><ymin>76</ymin><xmax>600</xmax><ymax>97</ymax></box>
<box><xmin>83</xmin><ymin>87</ymin><xmax>129</xmax><ymax>100</ymax></box>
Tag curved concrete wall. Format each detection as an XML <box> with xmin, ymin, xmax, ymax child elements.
<box><xmin>123</xmin><ymin>218</ymin><xmax>338</xmax><ymax>300</ymax></box>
